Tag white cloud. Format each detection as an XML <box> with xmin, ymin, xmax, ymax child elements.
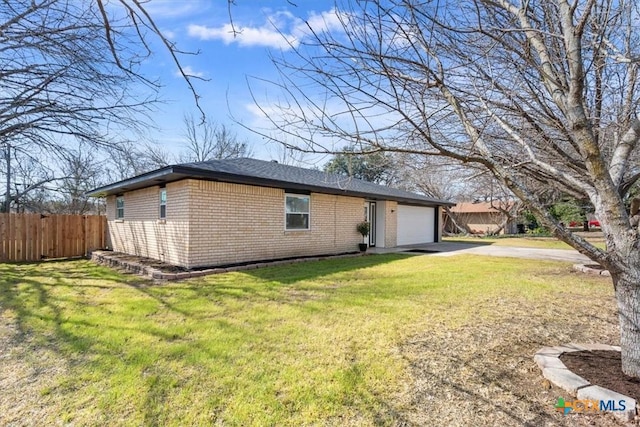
<box><xmin>175</xmin><ymin>65</ymin><xmax>204</xmax><ymax>78</ymax></box>
<box><xmin>187</xmin><ymin>8</ymin><xmax>347</xmax><ymax>51</ymax></box>
<box><xmin>162</xmin><ymin>29</ymin><xmax>176</xmax><ymax>40</ymax></box>
<box><xmin>142</xmin><ymin>0</ymin><xmax>209</xmax><ymax>19</ymax></box>
<box><xmin>188</xmin><ymin>23</ymin><xmax>299</xmax><ymax>50</ymax></box>
<box><xmin>293</xmin><ymin>9</ymin><xmax>347</xmax><ymax>39</ymax></box>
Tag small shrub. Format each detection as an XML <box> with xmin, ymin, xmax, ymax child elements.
<box><xmin>356</xmin><ymin>221</ymin><xmax>370</xmax><ymax>237</ymax></box>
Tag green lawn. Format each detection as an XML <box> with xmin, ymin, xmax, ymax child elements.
<box><xmin>0</xmin><ymin>255</ymin><xmax>617</xmax><ymax>426</ymax></box>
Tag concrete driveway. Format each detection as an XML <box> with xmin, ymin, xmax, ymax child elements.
<box><xmin>371</xmin><ymin>241</ymin><xmax>592</xmax><ymax>264</ymax></box>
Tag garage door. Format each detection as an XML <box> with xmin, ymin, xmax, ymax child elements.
<box><xmin>397</xmin><ymin>205</ymin><xmax>435</xmax><ymax>245</ymax></box>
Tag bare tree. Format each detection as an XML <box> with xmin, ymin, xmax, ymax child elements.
<box><xmin>103</xmin><ymin>142</ymin><xmax>152</xmax><ymax>183</ymax></box>
<box><xmin>266</xmin><ymin>140</ymin><xmax>309</xmax><ymax>166</ymax></box>
<box><xmin>0</xmin><ymin>0</ymin><xmax>204</xmax><ymax>203</ymax></box>
<box><xmin>254</xmin><ymin>1</ymin><xmax>640</xmax><ymax>376</ymax></box>
<box><xmin>141</xmin><ymin>143</ymin><xmax>175</xmax><ymax>170</ymax></box>
<box><xmin>0</xmin><ymin>143</ymin><xmax>109</xmax><ymax>213</ymax></box>
<box><xmin>454</xmin><ymin>170</ymin><xmax>525</xmax><ymax>235</ymax></box>
<box><xmin>394</xmin><ymin>155</ymin><xmax>491</xmax><ymax>234</ymax></box>
<box><xmin>0</xmin><ymin>148</ymin><xmax>58</xmax><ymax>212</ymax></box>
<box><xmin>180</xmin><ymin>114</ymin><xmax>252</xmax><ymax>162</ymax></box>
<box><xmin>54</xmin><ymin>148</ymin><xmax>105</xmax><ymax>214</ymax></box>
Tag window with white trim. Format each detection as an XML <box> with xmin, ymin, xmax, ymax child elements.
<box><xmin>159</xmin><ymin>188</ymin><xmax>167</xmax><ymax>219</ymax></box>
<box><xmin>285</xmin><ymin>194</ymin><xmax>310</xmax><ymax>230</ymax></box>
<box><xmin>115</xmin><ymin>195</ymin><xmax>124</xmax><ymax>219</ymax></box>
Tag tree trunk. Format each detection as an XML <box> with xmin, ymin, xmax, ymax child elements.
<box><xmin>615</xmin><ymin>271</ymin><xmax>640</xmax><ymax>377</ymax></box>
<box><xmin>491</xmin><ymin>214</ymin><xmax>513</xmax><ymax>235</ymax></box>
<box><xmin>443</xmin><ymin>207</ymin><xmax>473</xmax><ymax>235</ymax></box>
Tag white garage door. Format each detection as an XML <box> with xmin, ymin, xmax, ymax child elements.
<box><xmin>397</xmin><ymin>205</ymin><xmax>435</xmax><ymax>245</ymax></box>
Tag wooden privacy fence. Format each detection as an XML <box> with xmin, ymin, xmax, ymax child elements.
<box><xmin>0</xmin><ymin>214</ymin><xmax>107</xmax><ymax>262</ymax></box>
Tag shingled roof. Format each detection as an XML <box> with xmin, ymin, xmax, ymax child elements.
<box><xmin>87</xmin><ymin>157</ymin><xmax>453</xmax><ymax>207</ymax></box>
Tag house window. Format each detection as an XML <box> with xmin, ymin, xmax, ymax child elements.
<box><xmin>115</xmin><ymin>195</ymin><xmax>124</xmax><ymax>219</ymax></box>
<box><xmin>285</xmin><ymin>194</ymin><xmax>310</xmax><ymax>230</ymax></box>
<box><xmin>159</xmin><ymin>188</ymin><xmax>167</xmax><ymax>219</ymax></box>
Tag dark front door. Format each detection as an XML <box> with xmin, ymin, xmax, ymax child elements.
<box><xmin>368</xmin><ymin>202</ymin><xmax>377</xmax><ymax>247</ymax></box>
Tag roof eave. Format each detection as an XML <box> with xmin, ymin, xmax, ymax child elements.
<box><xmin>85</xmin><ymin>166</ymin><xmax>177</xmax><ymax>197</ymax></box>
<box><xmin>86</xmin><ymin>164</ymin><xmax>455</xmax><ymax>206</ymax></box>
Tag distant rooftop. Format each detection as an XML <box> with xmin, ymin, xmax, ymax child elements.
<box><xmin>449</xmin><ymin>201</ymin><xmax>514</xmax><ymax>213</ymax></box>
<box><xmin>87</xmin><ymin>157</ymin><xmax>453</xmax><ymax>207</ymax></box>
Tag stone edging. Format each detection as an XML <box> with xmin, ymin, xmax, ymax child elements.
<box><xmin>535</xmin><ymin>343</ymin><xmax>636</xmax><ymax>421</ymax></box>
<box><xmin>91</xmin><ymin>250</ymin><xmax>365</xmax><ymax>281</ymax></box>
<box><xmin>573</xmin><ymin>264</ymin><xmax>611</xmax><ymax>277</ymax></box>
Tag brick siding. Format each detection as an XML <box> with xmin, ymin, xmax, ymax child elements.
<box><xmin>107</xmin><ymin>179</ymin><xmax>364</xmax><ymax>268</ymax></box>
<box><xmin>105</xmin><ymin>181</ymin><xmax>190</xmax><ymax>266</ymax></box>
<box><xmin>187</xmin><ymin>180</ymin><xmax>363</xmax><ymax>268</ymax></box>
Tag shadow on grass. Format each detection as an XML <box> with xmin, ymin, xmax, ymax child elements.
<box><xmin>0</xmin><ymin>260</ymin><xmax>236</xmax><ymax>423</ymax></box>
<box><xmin>123</xmin><ymin>254</ymin><xmax>416</xmax><ymax>319</ymax></box>
<box><xmin>1</xmin><ymin>252</ymin><xmax>401</xmax><ymax>331</ymax></box>
<box><xmin>0</xmin><ymin>254</ymin><xmax>408</xmax><ymax>347</ymax></box>
<box><xmin>0</xmin><ymin>254</ymin><xmax>428</xmax><ymax>425</ymax></box>
<box><xmin>0</xmin><ymin>259</ymin><xmax>165</xmax><ymax>360</ymax></box>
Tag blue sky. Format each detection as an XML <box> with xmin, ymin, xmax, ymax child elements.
<box><xmin>137</xmin><ymin>0</ymin><xmax>343</xmax><ymax>163</ymax></box>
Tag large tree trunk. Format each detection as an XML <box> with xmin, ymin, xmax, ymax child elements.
<box><xmin>615</xmin><ymin>271</ymin><xmax>640</xmax><ymax>377</ymax></box>
<box><xmin>600</xmin><ymin>220</ymin><xmax>640</xmax><ymax>376</ymax></box>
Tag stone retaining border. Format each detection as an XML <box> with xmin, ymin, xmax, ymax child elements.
<box><xmin>91</xmin><ymin>250</ymin><xmax>366</xmax><ymax>281</ymax></box>
<box><xmin>535</xmin><ymin>343</ymin><xmax>636</xmax><ymax>421</ymax></box>
<box><xmin>573</xmin><ymin>263</ymin><xmax>611</xmax><ymax>277</ymax></box>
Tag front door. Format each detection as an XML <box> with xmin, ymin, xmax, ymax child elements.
<box><xmin>368</xmin><ymin>202</ymin><xmax>377</xmax><ymax>247</ymax></box>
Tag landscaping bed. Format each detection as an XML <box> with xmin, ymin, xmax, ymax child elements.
<box><xmin>561</xmin><ymin>350</ymin><xmax>640</xmax><ymax>402</ymax></box>
<box><xmin>92</xmin><ymin>250</ymin><xmax>363</xmax><ymax>280</ymax></box>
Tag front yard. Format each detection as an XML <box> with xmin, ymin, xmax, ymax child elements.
<box><xmin>0</xmin><ymin>254</ymin><xmax>623</xmax><ymax>425</ymax></box>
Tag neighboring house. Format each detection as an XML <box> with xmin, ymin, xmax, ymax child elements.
<box><xmin>445</xmin><ymin>201</ymin><xmax>519</xmax><ymax>235</ymax></box>
<box><xmin>87</xmin><ymin>158</ymin><xmax>454</xmax><ymax>269</ymax></box>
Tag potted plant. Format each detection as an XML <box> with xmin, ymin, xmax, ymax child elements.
<box><xmin>356</xmin><ymin>221</ymin><xmax>370</xmax><ymax>251</ymax></box>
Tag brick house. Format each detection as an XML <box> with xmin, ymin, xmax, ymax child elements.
<box><xmin>87</xmin><ymin>158</ymin><xmax>453</xmax><ymax>269</ymax></box>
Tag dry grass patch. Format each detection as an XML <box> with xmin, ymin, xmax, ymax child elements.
<box><xmin>399</xmin><ymin>265</ymin><xmax>622</xmax><ymax>426</ymax></box>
